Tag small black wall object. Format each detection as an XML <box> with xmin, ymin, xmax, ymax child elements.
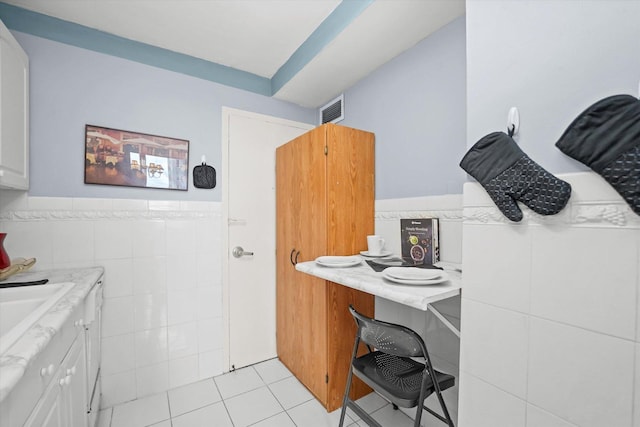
<box><xmin>193</xmin><ymin>163</ymin><xmax>216</xmax><ymax>189</ymax></box>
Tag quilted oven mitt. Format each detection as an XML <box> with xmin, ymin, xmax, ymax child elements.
<box><xmin>460</xmin><ymin>131</ymin><xmax>572</xmax><ymax>222</ymax></box>
<box><xmin>556</xmin><ymin>94</ymin><xmax>640</xmax><ymax>215</ymax></box>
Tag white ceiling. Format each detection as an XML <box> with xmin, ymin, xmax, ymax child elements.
<box><xmin>1</xmin><ymin>0</ymin><xmax>465</xmax><ymax>108</ymax></box>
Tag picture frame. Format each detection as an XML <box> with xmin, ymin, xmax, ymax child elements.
<box><xmin>84</xmin><ymin>124</ymin><xmax>189</xmax><ymax>190</ymax></box>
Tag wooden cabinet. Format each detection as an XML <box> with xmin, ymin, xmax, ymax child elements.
<box><xmin>0</xmin><ymin>18</ymin><xmax>29</xmax><ymax>190</ymax></box>
<box><xmin>276</xmin><ymin>123</ymin><xmax>375</xmax><ymax>411</ymax></box>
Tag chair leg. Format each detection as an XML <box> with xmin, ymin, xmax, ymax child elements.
<box><xmin>414</xmin><ymin>403</ymin><xmax>424</xmax><ymax>427</ymax></box>
<box><xmin>434</xmin><ymin>390</ymin><xmax>455</xmax><ymax>427</ymax></box>
<box><xmin>418</xmin><ymin>392</ymin><xmax>455</xmax><ymax>427</ymax></box>
<box><xmin>338</xmin><ymin>367</ymin><xmax>355</xmax><ymax>427</ymax></box>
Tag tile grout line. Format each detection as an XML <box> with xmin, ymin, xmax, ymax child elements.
<box><xmin>109</xmin><ymin>359</ymin><xmax>386</xmax><ymax>426</ymax></box>
<box><xmin>165</xmin><ymin>391</ymin><xmax>172</xmax><ymax>424</ymax></box>
<box><xmin>212</xmin><ymin>371</ymin><xmax>236</xmax><ymax>426</ymax></box>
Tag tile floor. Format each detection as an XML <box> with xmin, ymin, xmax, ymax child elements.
<box><xmin>97</xmin><ymin>358</ymin><xmax>422</xmax><ymax>427</ymax></box>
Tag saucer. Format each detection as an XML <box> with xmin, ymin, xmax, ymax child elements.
<box><xmin>382</xmin><ymin>268</ymin><xmax>448</xmax><ymax>285</ymax></box>
<box><xmin>315</xmin><ymin>256</ymin><xmax>362</xmax><ymax>268</ymax></box>
<box><xmin>359</xmin><ymin>251</ymin><xmax>393</xmax><ymax>258</ymax></box>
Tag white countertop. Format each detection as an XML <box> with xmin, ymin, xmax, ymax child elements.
<box><xmin>295</xmin><ymin>258</ymin><xmax>461</xmax><ymax>311</ymax></box>
<box><xmin>0</xmin><ymin>267</ymin><xmax>104</xmax><ymax>402</ymax></box>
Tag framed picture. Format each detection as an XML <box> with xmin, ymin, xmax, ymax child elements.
<box><xmin>84</xmin><ymin>125</ymin><xmax>189</xmax><ymax>190</ymax></box>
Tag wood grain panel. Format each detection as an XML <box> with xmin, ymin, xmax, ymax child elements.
<box><xmin>323</xmin><ymin>124</ymin><xmax>376</xmax><ymax>411</ymax></box>
<box><xmin>326</xmin><ymin>282</ymin><xmax>375</xmax><ymax>411</ymax></box>
<box><xmin>295</xmin><ymin>127</ymin><xmax>329</xmax><ymax>404</ymax></box>
<box><xmin>276</xmin><ymin>127</ymin><xmax>329</xmax><ymax>404</ymax></box>
<box><xmin>276</xmin><ymin>139</ymin><xmax>297</xmax><ymax>373</ymax></box>
<box><xmin>325</xmin><ymin>124</ymin><xmax>375</xmax><ymax>256</ymax></box>
<box><xmin>276</xmin><ymin>123</ymin><xmax>375</xmax><ymax>411</ymax></box>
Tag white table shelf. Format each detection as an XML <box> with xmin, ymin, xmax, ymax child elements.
<box><xmin>295</xmin><ymin>259</ymin><xmax>462</xmax><ymax>336</ymax></box>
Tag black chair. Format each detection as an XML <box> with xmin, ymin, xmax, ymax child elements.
<box><xmin>338</xmin><ymin>306</ymin><xmax>455</xmax><ymax>427</ymax></box>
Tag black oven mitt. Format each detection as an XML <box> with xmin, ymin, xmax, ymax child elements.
<box><xmin>460</xmin><ymin>132</ymin><xmax>572</xmax><ymax>222</ymax></box>
<box><xmin>556</xmin><ymin>94</ymin><xmax>640</xmax><ymax>215</ymax></box>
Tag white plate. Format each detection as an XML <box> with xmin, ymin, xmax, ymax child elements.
<box><xmin>382</xmin><ymin>272</ymin><xmax>448</xmax><ymax>286</ymax></box>
<box><xmin>383</xmin><ymin>267</ymin><xmax>442</xmax><ymax>281</ymax></box>
<box><xmin>359</xmin><ymin>251</ymin><xmax>393</xmax><ymax>258</ymax></box>
<box><xmin>315</xmin><ymin>256</ymin><xmax>361</xmax><ymax>268</ymax></box>
<box><xmin>382</xmin><ymin>267</ymin><xmax>449</xmax><ymax>286</ymax></box>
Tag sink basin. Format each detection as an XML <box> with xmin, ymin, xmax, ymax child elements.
<box><xmin>0</xmin><ymin>282</ymin><xmax>74</xmax><ymax>355</ymax></box>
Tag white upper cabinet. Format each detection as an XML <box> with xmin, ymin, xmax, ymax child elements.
<box><xmin>0</xmin><ymin>18</ymin><xmax>29</xmax><ymax>190</ymax></box>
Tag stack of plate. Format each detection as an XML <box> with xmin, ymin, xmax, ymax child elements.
<box><xmin>382</xmin><ymin>267</ymin><xmax>447</xmax><ymax>285</ymax></box>
<box><xmin>315</xmin><ymin>256</ymin><xmax>362</xmax><ymax>268</ymax></box>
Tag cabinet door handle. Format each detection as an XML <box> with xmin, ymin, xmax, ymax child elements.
<box><xmin>289</xmin><ymin>249</ymin><xmax>296</xmax><ymax>266</ymax></box>
<box><xmin>294</xmin><ymin>251</ymin><xmax>300</xmax><ymax>265</ymax></box>
<box><xmin>40</xmin><ymin>364</ymin><xmax>55</xmax><ymax>377</ymax></box>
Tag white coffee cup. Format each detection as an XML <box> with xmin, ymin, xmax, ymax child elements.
<box><xmin>367</xmin><ymin>235</ymin><xmax>385</xmax><ymax>255</ymax></box>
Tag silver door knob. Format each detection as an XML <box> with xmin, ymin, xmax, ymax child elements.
<box><xmin>232</xmin><ymin>246</ymin><xmax>254</xmax><ymax>258</ymax></box>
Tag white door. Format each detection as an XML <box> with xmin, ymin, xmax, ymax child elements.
<box><xmin>222</xmin><ymin>108</ymin><xmax>313</xmax><ymax>370</ymax></box>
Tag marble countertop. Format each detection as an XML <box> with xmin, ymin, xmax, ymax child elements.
<box><xmin>295</xmin><ymin>258</ymin><xmax>461</xmax><ymax>311</ymax></box>
<box><xmin>0</xmin><ymin>267</ymin><xmax>104</xmax><ymax>402</ymax></box>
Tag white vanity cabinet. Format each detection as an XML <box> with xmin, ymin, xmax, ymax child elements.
<box><xmin>0</xmin><ymin>271</ymin><xmax>103</xmax><ymax>427</ymax></box>
<box><xmin>0</xmin><ymin>301</ymin><xmax>87</xmax><ymax>426</ymax></box>
<box><xmin>24</xmin><ymin>335</ymin><xmax>87</xmax><ymax>427</ymax></box>
<box><xmin>0</xmin><ymin>18</ymin><xmax>29</xmax><ymax>190</ymax></box>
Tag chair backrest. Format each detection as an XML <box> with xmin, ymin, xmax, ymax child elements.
<box><xmin>349</xmin><ymin>305</ymin><xmax>426</xmax><ymax>358</ymax></box>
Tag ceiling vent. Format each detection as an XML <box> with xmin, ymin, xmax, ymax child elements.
<box><xmin>319</xmin><ymin>94</ymin><xmax>344</xmax><ymax>124</ymax></box>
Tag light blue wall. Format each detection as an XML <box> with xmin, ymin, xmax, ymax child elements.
<box><xmin>14</xmin><ymin>32</ymin><xmax>316</xmax><ymax>201</ymax></box>
<box><xmin>340</xmin><ymin>16</ymin><xmax>467</xmax><ymax>199</ymax></box>
<box><xmin>466</xmin><ymin>0</ymin><xmax>640</xmax><ymax>173</ymax></box>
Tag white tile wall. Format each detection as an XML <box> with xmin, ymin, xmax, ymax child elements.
<box><xmin>459</xmin><ymin>172</ymin><xmax>640</xmax><ymax>427</ymax></box>
<box><xmin>100</xmin><ymin>258</ymin><xmax>134</xmax><ymax>298</ymax></box>
<box><xmin>460</xmin><ymin>298</ymin><xmax>529</xmax><ymax>398</ymax></box>
<box><xmin>462</xmin><ymin>223</ymin><xmax>532</xmax><ymax>313</ymax></box>
<box><xmin>457</xmin><ymin>372</ymin><xmax>526</xmax><ymax>427</ymax></box>
<box><xmin>374</xmin><ymin>194</ymin><xmax>462</xmax><ymax>264</ymax></box>
<box><xmin>527</xmin><ymin>318</ymin><xmax>634</xmax><ymax>427</ymax></box>
<box><xmin>169</xmin><ymin>355</ymin><xmax>199</xmax><ymax>388</ymax></box>
<box><xmin>526</xmin><ymin>405</ymin><xmax>576</xmax><ymax>427</ymax></box>
<box><xmin>134</xmin><ymin>292</ymin><xmax>168</xmax><ymax>330</ymax></box>
<box><xmin>0</xmin><ymin>220</ymin><xmax>54</xmax><ymax>271</ymax></box>
<box><xmin>531</xmin><ymin>227</ymin><xmax>637</xmax><ymax>339</ymax></box>
<box><xmin>102</xmin><ymin>333</ymin><xmax>135</xmax><ymax>375</ymax></box>
<box><xmin>0</xmin><ymin>194</ymin><xmax>223</xmax><ymax>407</ymax></box>
<box><xmin>101</xmin><ymin>370</ymin><xmax>136</xmax><ymax>408</ymax></box>
<box><xmin>136</xmin><ymin>361</ymin><xmax>170</xmax><ymax>397</ymax></box>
